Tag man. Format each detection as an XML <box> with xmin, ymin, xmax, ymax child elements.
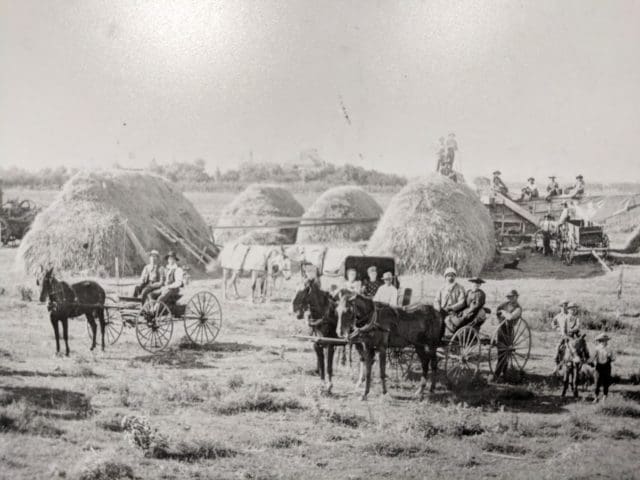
<box><xmin>361</xmin><ymin>266</ymin><xmax>383</xmax><ymax>298</ymax></box>
<box><xmin>461</xmin><ymin>277</ymin><xmax>487</xmax><ymax>329</ymax></box>
<box><xmin>567</xmin><ymin>175</ymin><xmax>585</xmax><ymax>199</ymax></box>
<box><xmin>491</xmin><ymin>170</ymin><xmax>509</xmax><ymax>196</ymax></box>
<box><xmin>373</xmin><ymin>271</ymin><xmax>399</xmax><ymax>306</ymax></box>
<box><xmin>545</xmin><ymin>176</ymin><xmax>560</xmax><ymax>200</ymax></box>
<box><xmin>518</xmin><ymin>177</ymin><xmax>539</xmax><ymax>201</ymax></box>
<box><xmin>343</xmin><ymin>268</ymin><xmax>361</xmax><ymax>293</ymax></box>
<box><xmin>446</xmin><ymin>133</ymin><xmax>458</xmax><ymax>168</ymax></box>
<box><xmin>150</xmin><ymin>251</ymin><xmax>184</xmax><ymax>307</ymax></box>
<box><xmin>436</xmin><ymin>136</ymin><xmax>446</xmax><ymax>173</ymax></box>
<box><xmin>133</xmin><ymin>250</ymin><xmax>165</xmax><ymax>303</ymax></box>
<box><xmin>589</xmin><ymin>333</ymin><xmax>615</xmax><ymax>403</ymax></box>
<box><xmin>539</xmin><ymin>214</ymin><xmax>556</xmax><ymax>256</ymax></box>
<box><xmin>552</xmin><ymin>301</ymin><xmax>570</xmax><ymax>370</ymax></box>
<box><xmin>440</xmin><ymin>163</ymin><xmax>458</xmax><ymax>183</ymax></box>
<box><xmin>434</xmin><ymin>267</ymin><xmax>467</xmax><ymax>337</ymax></box>
<box><xmin>494</xmin><ymin>290</ymin><xmax>523</xmax><ymax>380</ymax></box>
<box><xmin>554</xmin><ymin>302</ymin><xmax>581</xmax><ymax>372</ymax></box>
<box><xmin>557</xmin><ymin>201</ymin><xmax>573</xmax><ymax>226</ymax></box>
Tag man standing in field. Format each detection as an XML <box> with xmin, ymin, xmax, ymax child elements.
<box><xmin>553</xmin><ymin>301</ymin><xmax>581</xmax><ymax>373</ymax></box>
<box><xmin>133</xmin><ymin>249</ymin><xmax>165</xmax><ymax>303</ymax></box>
<box><xmin>552</xmin><ymin>300</ymin><xmax>570</xmax><ymax>371</ymax></box>
<box><xmin>434</xmin><ymin>267</ymin><xmax>467</xmax><ymax>338</ymax></box>
<box><xmin>589</xmin><ymin>333</ymin><xmax>615</xmax><ymax>403</ymax></box>
<box><xmin>373</xmin><ymin>271</ymin><xmax>399</xmax><ymax>306</ymax></box>
<box><xmin>539</xmin><ymin>214</ymin><xmax>556</xmax><ymax>256</ymax></box>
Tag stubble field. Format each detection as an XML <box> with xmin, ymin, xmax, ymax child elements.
<box><xmin>1</xmin><ymin>189</ymin><xmax>640</xmax><ymax>480</ymax></box>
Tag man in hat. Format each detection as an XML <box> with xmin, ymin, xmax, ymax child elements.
<box><xmin>461</xmin><ymin>277</ymin><xmax>488</xmax><ymax>329</ymax></box>
<box><xmin>361</xmin><ymin>266</ymin><xmax>383</xmax><ymax>298</ymax></box>
<box><xmin>373</xmin><ymin>271</ymin><xmax>399</xmax><ymax>306</ymax></box>
<box><xmin>552</xmin><ymin>300</ymin><xmax>570</xmax><ymax>370</ymax></box>
<box><xmin>539</xmin><ymin>213</ymin><xmax>556</xmax><ymax>256</ymax></box>
<box><xmin>553</xmin><ymin>301</ymin><xmax>581</xmax><ymax>373</ymax></box>
<box><xmin>343</xmin><ymin>267</ymin><xmax>361</xmax><ymax>293</ymax></box>
<box><xmin>557</xmin><ymin>201</ymin><xmax>573</xmax><ymax>226</ymax></box>
<box><xmin>493</xmin><ymin>290</ymin><xmax>523</xmax><ymax>380</ymax></box>
<box><xmin>435</xmin><ymin>267</ymin><xmax>467</xmax><ymax>337</ymax></box>
<box><xmin>491</xmin><ymin>170</ymin><xmax>509</xmax><ymax>196</ymax></box>
<box><xmin>518</xmin><ymin>177</ymin><xmax>539</xmax><ymax>201</ymax></box>
<box><xmin>133</xmin><ymin>249</ymin><xmax>165</xmax><ymax>303</ymax></box>
<box><xmin>589</xmin><ymin>333</ymin><xmax>615</xmax><ymax>403</ymax></box>
<box><xmin>150</xmin><ymin>250</ymin><xmax>185</xmax><ymax>306</ymax></box>
<box><xmin>545</xmin><ymin>176</ymin><xmax>560</xmax><ymax>200</ymax></box>
<box><xmin>565</xmin><ymin>174</ymin><xmax>585</xmax><ymax>198</ymax></box>
<box><xmin>436</xmin><ymin>136</ymin><xmax>446</xmax><ymax>173</ymax></box>
<box><xmin>445</xmin><ymin>133</ymin><xmax>458</xmax><ymax>168</ymax></box>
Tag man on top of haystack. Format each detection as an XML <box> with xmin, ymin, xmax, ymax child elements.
<box><xmin>133</xmin><ymin>249</ymin><xmax>165</xmax><ymax>303</ymax></box>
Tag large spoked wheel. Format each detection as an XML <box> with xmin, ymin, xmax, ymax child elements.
<box><xmin>488</xmin><ymin>318</ymin><xmax>532</xmax><ymax>380</ymax></box>
<box><xmin>444</xmin><ymin>327</ymin><xmax>481</xmax><ymax>388</ymax></box>
<box><xmin>136</xmin><ymin>301</ymin><xmax>174</xmax><ymax>354</ymax></box>
<box><xmin>184</xmin><ymin>291</ymin><xmax>222</xmax><ymax>346</ymax></box>
<box><xmin>86</xmin><ymin>296</ymin><xmax>124</xmax><ymax>345</ymax></box>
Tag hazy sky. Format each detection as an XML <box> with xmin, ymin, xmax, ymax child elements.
<box><xmin>1</xmin><ymin>0</ymin><xmax>639</xmax><ymax>182</ymax></box>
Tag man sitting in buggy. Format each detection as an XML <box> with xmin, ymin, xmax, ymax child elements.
<box><xmin>133</xmin><ymin>249</ymin><xmax>165</xmax><ymax>303</ymax></box>
<box><xmin>434</xmin><ymin>267</ymin><xmax>467</xmax><ymax>338</ymax></box>
<box><xmin>149</xmin><ymin>250</ymin><xmax>184</xmax><ymax>309</ymax></box>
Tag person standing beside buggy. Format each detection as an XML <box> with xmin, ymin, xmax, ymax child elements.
<box><xmin>590</xmin><ymin>333</ymin><xmax>615</xmax><ymax>403</ymax></box>
<box><xmin>133</xmin><ymin>250</ymin><xmax>165</xmax><ymax>303</ymax></box>
<box><xmin>150</xmin><ymin>251</ymin><xmax>184</xmax><ymax>307</ymax></box>
<box><xmin>494</xmin><ymin>290</ymin><xmax>523</xmax><ymax>380</ymax></box>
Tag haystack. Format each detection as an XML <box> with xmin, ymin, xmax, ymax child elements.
<box><xmin>296</xmin><ymin>186</ymin><xmax>383</xmax><ymax>244</ymax></box>
<box><xmin>366</xmin><ymin>174</ymin><xmax>495</xmax><ymax>276</ymax></box>
<box><xmin>213</xmin><ymin>184</ymin><xmax>304</xmax><ymax>245</ymax></box>
<box><xmin>15</xmin><ymin>170</ymin><xmax>213</xmax><ymax>276</ymax></box>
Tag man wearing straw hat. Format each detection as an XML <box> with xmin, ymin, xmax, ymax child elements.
<box><xmin>545</xmin><ymin>176</ymin><xmax>560</xmax><ymax>200</ymax></box>
<box><xmin>150</xmin><ymin>250</ymin><xmax>184</xmax><ymax>307</ymax></box>
<box><xmin>518</xmin><ymin>177</ymin><xmax>539</xmax><ymax>201</ymax></box>
<box><xmin>491</xmin><ymin>170</ymin><xmax>509</xmax><ymax>196</ymax></box>
<box><xmin>373</xmin><ymin>271</ymin><xmax>399</xmax><ymax>306</ymax></box>
<box><xmin>435</xmin><ymin>267</ymin><xmax>467</xmax><ymax>337</ymax></box>
<box><xmin>133</xmin><ymin>249</ymin><xmax>165</xmax><ymax>303</ymax></box>
<box><xmin>589</xmin><ymin>333</ymin><xmax>615</xmax><ymax>403</ymax></box>
<box><xmin>552</xmin><ymin>300</ymin><xmax>570</xmax><ymax>372</ymax></box>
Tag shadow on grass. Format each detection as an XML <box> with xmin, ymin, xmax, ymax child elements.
<box><xmin>134</xmin><ymin>341</ymin><xmax>260</xmax><ymax>368</ymax></box>
<box><xmin>178</xmin><ymin>341</ymin><xmax>261</xmax><ymax>353</ymax></box>
<box><xmin>0</xmin><ymin>366</ymin><xmax>103</xmax><ymax>379</ymax></box>
<box><xmin>0</xmin><ymin>385</ymin><xmax>93</xmax><ymax>419</ymax></box>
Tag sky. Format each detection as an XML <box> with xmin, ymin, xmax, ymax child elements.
<box><xmin>1</xmin><ymin>0</ymin><xmax>639</xmax><ymax>182</ymax></box>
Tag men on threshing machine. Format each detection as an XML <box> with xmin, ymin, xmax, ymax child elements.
<box><xmin>545</xmin><ymin>176</ymin><xmax>561</xmax><ymax>199</ymax></box>
<box><xmin>518</xmin><ymin>177</ymin><xmax>539</xmax><ymax>201</ymax></box>
<box><xmin>133</xmin><ymin>249</ymin><xmax>165</xmax><ymax>303</ymax></box>
<box><xmin>566</xmin><ymin>174</ymin><xmax>585</xmax><ymax>199</ymax></box>
<box><xmin>491</xmin><ymin>170</ymin><xmax>509</xmax><ymax>196</ymax></box>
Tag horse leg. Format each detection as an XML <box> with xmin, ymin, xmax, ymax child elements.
<box><xmin>87</xmin><ymin>313</ymin><xmax>97</xmax><ymax>351</ymax></box>
<box><xmin>354</xmin><ymin>343</ymin><xmax>366</xmax><ymax>388</ymax></box>
<box><xmin>379</xmin><ymin>345</ymin><xmax>387</xmax><ymax>396</ymax></box>
<box><xmin>561</xmin><ymin>366</ymin><xmax>569</xmax><ymax>397</ymax></box>
<box><xmin>231</xmin><ymin>271</ymin><xmax>241</xmax><ymax>299</ymax></box>
<box><xmin>314</xmin><ymin>342</ymin><xmax>325</xmax><ymax>383</ymax></box>
<box><xmin>250</xmin><ymin>271</ymin><xmax>257</xmax><ymax>303</ymax></box>
<box><xmin>97</xmin><ymin>308</ymin><xmax>106</xmax><ymax>352</ymax></box>
<box><xmin>414</xmin><ymin>346</ymin><xmax>429</xmax><ymax>399</ymax></box>
<box><xmin>429</xmin><ymin>344</ymin><xmax>438</xmax><ymax>393</ymax></box>
<box><xmin>222</xmin><ymin>269</ymin><xmax>228</xmax><ymax>299</ymax></box>
<box><xmin>326</xmin><ymin>345</ymin><xmax>334</xmax><ymax>393</ymax></box>
<box><xmin>62</xmin><ymin>317</ymin><xmax>70</xmax><ymax>357</ymax></box>
<box><xmin>50</xmin><ymin>315</ymin><xmax>61</xmax><ymax>355</ymax></box>
<box><xmin>362</xmin><ymin>346</ymin><xmax>374</xmax><ymax>401</ymax></box>
<box><xmin>573</xmin><ymin>365</ymin><xmax>580</xmax><ymax>398</ymax></box>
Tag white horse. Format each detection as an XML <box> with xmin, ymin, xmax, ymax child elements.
<box><xmin>220</xmin><ymin>244</ymin><xmax>292</xmax><ymax>302</ymax></box>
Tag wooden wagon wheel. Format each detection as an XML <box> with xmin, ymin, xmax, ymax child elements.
<box><xmin>488</xmin><ymin>318</ymin><xmax>532</xmax><ymax>379</ymax></box>
<box><xmin>86</xmin><ymin>296</ymin><xmax>124</xmax><ymax>345</ymax></box>
<box><xmin>444</xmin><ymin>326</ymin><xmax>481</xmax><ymax>388</ymax></box>
<box><xmin>136</xmin><ymin>301</ymin><xmax>173</xmax><ymax>353</ymax></box>
<box><xmin>184</xmin><ymin>291</ymin><xmax>222</xmax><ymax>345</ymax></box>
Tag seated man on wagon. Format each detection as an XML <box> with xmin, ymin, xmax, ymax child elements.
<box><xmin>566</xmin><ymin>174</ymin><xmax>585</xmax><ymax>199</ymax></box>
<box><xmin>518</xmin><ymin>177</ymin><xmax>539</xmax><ymax>201</ymax></box>
<box><xmin>150</xmin><ymin>251</ymin><xmax>184</xmax><ymax>308</ymax></box>
<box><xmin>133</xmin><ymin>249</ymin><xmax>165</xmax><ymax>303</ymax></box>
<box><xmin>491</xmin><ymin>170</ymin><xmax>509</xmax><ymax>196</ymax></box>
<box><xmin>361</xmin><ymin>266</ymin><xmax>383</xmax><ymax>298</ymax></box>
<box><xmin>545</xmin><ymin>176</ymin><xmax>561</xmax><ymax>200</ymax></box>
<box><xmin>373</xmin><ymin>271</ymin><xmax>399</xmax><ymax>307</ymax></box>
<box><xmin>434</xmin><ymin>267</ymin><xmax>467</xmax><ymax>338</ymax></box>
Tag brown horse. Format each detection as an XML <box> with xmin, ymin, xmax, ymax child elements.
<box><xmin>336</xmin><ymin>290</ymin><xmax>443</xmax><ymax>400</ymax></box>
<box><xmin>560</xmin><ymin>334</ymin><xmax>590</xmax><ymax>398</ymax></box>
<box><xmin>37</xmin><ymin>267</ymin><xmax>107</xmax><ymax>356</ymax></box>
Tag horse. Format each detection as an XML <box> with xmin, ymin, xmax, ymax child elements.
<box><xmin>220</xmin><ymin>244</ymin><xmax>291</xmax><ymax>302</ymax></box>
<box><xmin>292</xmin><ymin>279</ymin><xmax>341</xmax><ymax>393</ymax></box>
<box><xmin>37</xmin><ymin>267</ymin><xmax>107</xmax><ymax>356</ymax></box>
<box><xmin>560</xmin><ymin>333</ymin><xmax>590</xmax><ymax>398</ymax></box>
<box><xmin>336</xmin><ymin>290</ymin><xmax>443</xmax><ymax>400</ymax></box>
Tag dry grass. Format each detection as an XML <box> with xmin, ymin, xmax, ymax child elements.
<box><xmin>367</xmin><ymin>174</ymin><xmax>496</xmax><ymax>275</ymax></box>
<box><xmin>596</xmin><ymin>397</ymin><xmax>640</xmax><ymax>418</ymax></box>
<box><xmin>0</xmin><ymin>399</ymin><xmax>64</xmax><ymax>437</ymax></box>
<box><xmin>210</xmin><ymin>392</ymin><xmax>305</xmax><ymax>415</ymax></box>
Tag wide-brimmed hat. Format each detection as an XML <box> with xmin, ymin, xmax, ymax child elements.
<box><xmin>148</xmin><ymin>249</ymin><xmax>160</xmax><ymax>257</ymax></box>
<box><xmin>567</xmin><ymin>302</ymin><xmax>578</xmax><ymax>309</ymax></box>
<box><xmin>559</xmin><ymin>300</ymin><xmax>569</xmax><ymax>306</ymax></box>
<box><xmin>382</xmin><ymin>271</ymin><xmax>393</xmax><ymax>280</ymax></box>
<box><xmin>493</xmin><ymin>170</ymin><xmax>501</xmax><ymax>175</ymax></box>
<box><xmin>527</xmin><ymin>177</ymin><xmax>535</xmax><ymax>182</ymax></box>
<box><xmin>595</xmin><ymin>333</ymin><xmax>610</xmax><ymax>342</ymax></box>
<box><xmin>548</xmin><ymin>176</ymin><xmax>556</xmax><ymax>179</ymax></box>
<box><xmin>506</xmin><ymin>289</ymin><xmax>519</xmax><ymax>298</ymax></box>
<box><xmin>367</xmin><ymin>266</ymin><xmax>377</xmax><ymax>273</ymax></box>
<box><xmin>444</xmin><ymin>267</ymin><xmax>457</xmax><ymax>277</ymax></box>
<box><xmin>165</xmin><ymin>251</ymin><xmax>179</xmax><ymax>261</ymax></box>
<box><xmin>469</xmin><ymin>277</ymin><xmax>485</xmax><ymax>284</ymax></box>
<box><xmin>576</xmin><ymin>174</ymin><xmax>583</xmax><ymax>179</ymax></box>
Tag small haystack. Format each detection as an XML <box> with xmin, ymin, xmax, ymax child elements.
<box><xmin>295</xmin><ymin>186</ymin><xmax>383</xmax><ymax>244</ymax></box>
<box><xmin>367</xmin><ymin>174</ymin><xmax>495</xmax><ymax>276</ymax></box>
<box><xmin>213</xmin><ymin>184</ymin><xmax>304</xmax><ymax>245</ymax></box>
<box><xmin>16</xmin><ymin>170</ymin><xmax>213</xmax><ymax>276</ymax></box>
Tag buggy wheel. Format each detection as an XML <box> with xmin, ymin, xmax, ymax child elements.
<box><xmin>488</xmin><ymin>318</ymin><xmax>531</xmax><ymax>379</ymax></box>
<box><xmin>387</xmin><ymin>348</ymin><xmax>417</xmax><ymax>381</ymax></box>
<box><xmin>86</xmin><ymin>296</ymin><xmax>123</xmax><ymax>345</ymax></box>
<box><xmin>136</xmin><ymin>301</ymin><xmax>173</xmax><ymax>353</ymax></box>
<box><xmin>444</xmin><ymin>327</ymin><xmax>481</xmax><ymax>388</ymax></box>
<box><xmin>184</xmin><ymin>291</ymin><xmax>222</xmax><ymax>345</ymax></box>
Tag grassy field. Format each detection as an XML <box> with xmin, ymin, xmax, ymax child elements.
<box><xmin>1</xmin><ymin>234</ymin><xmax>640</xmax><ymax>479</ymax></box>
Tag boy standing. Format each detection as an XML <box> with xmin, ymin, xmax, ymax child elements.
<box><xmin>590</xmin><ymin>333</ymin><xmax>615</xmax><ymax>403</ymax></box>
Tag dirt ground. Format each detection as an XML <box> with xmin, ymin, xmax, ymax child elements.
<box><xmin>1</xmin><ymin>235</ymin><xmax>640</xmax><ymax>479</ymax></box>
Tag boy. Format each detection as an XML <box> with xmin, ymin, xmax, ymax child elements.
<box><xmin>590</xmin><ymin>333</ymin><xmax>615</xmax><ymax>403</ymax></box>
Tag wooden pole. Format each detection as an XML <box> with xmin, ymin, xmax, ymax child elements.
<box><xmin>591</xmin><ymin>250</ymin><xmax>612</xmax><ymax>273</ymax></box>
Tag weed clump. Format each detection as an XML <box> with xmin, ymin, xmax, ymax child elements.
<box><xmin>597</xmin><ymin>397</ymin><xmax>640</xmax><ymax>418</ymax></box>
<box><xmin>76</xmin><ymin>460</ymin><xmax>135</xmax><ymax>480</ymax></box>
<box><xmin>268</xmin><ymin>435</ymin><xmax>303</xmax><ymax>449</ymax></box>
<box><xmin>212</xmin><ymin>392</ymin><xmax>304</xmax><ymax>415</ymax></box>
<box><xmin>0</xmin><ymin>400</ymin><xmax>63</xmax><ymax>437</ymax></box>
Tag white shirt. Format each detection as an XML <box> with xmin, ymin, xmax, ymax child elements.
<box><xmin>373</xmin><ymin>283</ymin><xmax>399</xmax><ymax>306</ymax></box>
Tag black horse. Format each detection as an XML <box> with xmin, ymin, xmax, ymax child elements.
<box><xmin>336</xmin><ymin>290</ymin><xmax>443</xmax><ymax>401</ymax></box>
<box><xmin>37</xmin><ymin>267</ymin><xmax>107</xmax><ymax>356</ymax></box>
<box><xmin>560</xmin><ymin>334</ymin><xmax>590</xmax><ymax>398</ymax></box>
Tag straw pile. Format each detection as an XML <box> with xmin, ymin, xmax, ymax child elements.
<box><xmin>213</xmin><ymin>184</ymin><xmax>304</xmax><ymax>245</ymax></box>
<box><xmin>15</xmin><ymin>169</ymin><xmax>212</xmax><ymax>276</ymax></box>
<box><xmin>367</xmin><ymin>174</ymin><xmax>495</xmax><ymax>276</ymax></box>
<box><xmin>295</xmin><ymin>186</ymin><xmax>383</xmax><ymax>244</ymax></box>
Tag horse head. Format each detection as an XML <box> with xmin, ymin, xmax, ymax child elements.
<box><xmin>292</xmin><ymin>279</ymin><xmax>335</xmax><ymax>329</ymax></box>
<box><xmin>38</xmin><ymin>266</ymin><xmax>55</xmax><ymax>303</ymax></box>
<box><xmin>268</xmin><ymin>247</ymin><xmax>292</xmax><ymax>281</ymax></box>
<box><xmin>565</xmin><ymin>333</ymin><xmax>589</xmax><ymax>365</ymax></box>
<box><xmin>336</xmin><ymin>290</ymin><xmax>372</xmax><ymax>338</ymax></box>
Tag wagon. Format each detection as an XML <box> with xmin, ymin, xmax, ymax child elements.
<box><xmin>555</xmin><ymin>219</ymin><xmax>609</xmax><ymax>266</ymax></box>
<box><xmin>0</xmin><ymin>198</ymin><xmax>39</xmax><ymax>246</ymax></box>
<box><xmin>87</xmin><ymin>291</ymin><xmax>223</xmax><ymax>354</ymax></box>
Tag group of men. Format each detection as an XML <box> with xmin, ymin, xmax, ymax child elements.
<box><xmin>133</xmin><ymin>249</ymin><xmax>185</xmax><ymax>306</ymax></box>
<box><xmin>435</xmin><ymin>134</ymin><xmax>459</xmax><ymax>183</ymax></box>
<box><xmin>343</xmin><ymin>265</ymin><xmax>400</xmax><ymax>306</ymax></box>
<box><xmin>491</xmin><ymin>171</ymin><xmax>585</xmax><ymax>201</ymax></box>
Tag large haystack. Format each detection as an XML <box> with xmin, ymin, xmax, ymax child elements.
<box><xmin>16</xmin><ymin>170</ymin><xmax>212</xmax><ymax>276</ymax></box>
<box><xmin>366</xmin><ymin>174</ymin><xmax>495</xmax><ymax>276</ymax></box>
<box><xmin>213</xmin><ymin>184</ymin><xmax>304</xmax><ymax>245</ymax></box>
<box><xmin>296</xmin><ymin>186</ymin><xmax>383</xmax><ymax>244</ymax></box>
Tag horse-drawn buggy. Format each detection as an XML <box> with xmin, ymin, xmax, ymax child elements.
<box><xmin>0</xmin><ymin>198</ymin><xmax>40</xmax><ymax>246</ymax></box>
